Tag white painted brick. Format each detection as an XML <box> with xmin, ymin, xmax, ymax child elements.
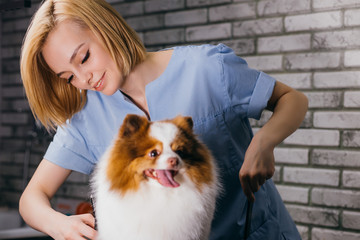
<box><xmin>314</xmin><ymin>71</ymin><xmax>360</xmax><ymax>88</ymax></box>
<box><xmin>144</xmin><ymin>0</ymin><xmax>184</xmax><ymax>13</ymax></box>
<box><xmin>144</xmin><ymin>29</ymin><xmax>184</xmax><ymax>45</ymax></box>
<box><xmin>312</xmin><ymin>188</ymin><xmax>360</xmax><ymax>208</ymax></box>
<box><xmin>258</xmin><ymin>0</ymin><xmax>310</xmax><ymax>16</ymax></box>
<box><xmin>3</xmin><ymin>59</ymin><xmax>20</xmax><ymax>72</ymax></box>
<box><xmin>2</xmin><ymin>165</ymin><xmax>23</xmax><ymax>178</ymax></box>
<box><xmin>314</xmin><ymin>30</ymin><xmax>360</xmax><ymax>49</ymax></box>
<box><xmin>273</xmin><ymin>165</ymin><xmax>281</xmax><ymax>182</ymax></box>
<box><xmin>314</xmin><ymin>111</ymin><xmax>360</xmax><ymax>129</ymax></box>
<box><xmin>258</xmin><ymin>34</ymin><xmax>311</xmax><ymax>53</ymax></box>
<box><xmin>343</xmin><ymin>130</ymin><xmax>360</xmax><ymax>147</ymax></box>
<box><xmin>285</xmin><ymin>11</ymin><xmax>342</xmax><ymax>32</ymax></box>
<box><xmin>276</xmin><ymin>185</ymin><xmax>309</xmax><ymax>203</ymax></box>
<box><xmin>345</xmin><ymin>9</ymin><xmax>360</xmax><ymax>26</ymax></box>
<box><xmin>344</xmin><ymin>50</ymin><xmax>360</xmax><ymax>67</ymax></box>
<box><xmin>304</xmin><ymin>91</ymin><xmax>341</xmax><ymax>108</ymax></box>
<box><xmin>2</xmin><ymin>73</ymin><xmax>22</xmax><ymax>85</ymax></box>
<box><xmin>54</xmin><ymin>197</ymin><xmax>85</xmax><ymax>215</ymax></box>
<box><xmin>165</xmin><ymin>9</ymin><xmax>207</xmax><ymax>27</ymax></box>
<box><xmin>113</xmin><ymin>2</ymin><xmax>143</xmax><ymax>17</ymax></box>
<box><xmin>312</xmin><ymin>228</ymin><xmax>360</xmax><ymax>240</ymax></box>
<box><xmin>285</xmin><ymin>52</ymin><xmax>340</xmax><ymax>70</ymax></box>
<box><xmin>300</xmin><ymin>112</ymin><xmax>313</xmax><ymax>128</ymax></box>
<box><xmin>126</xmin><ymin>15</ymin><xmax>163</xmax><ymax>31</ymax></box>
<box><xmin>343</xmin><ymin>211</ymin><xmax>360</xmax><ymax>230</ymax></box>
<box><xmin>137</xmin><ymin>32</ymin><xmax>144</xmax><ymax>43</ymax></box>
<box><xmin>274</xmin><ymin>147</ymin><xmax>309</xmax><ymax>165</ymax></box>
<box><xmin>12</xmin><ymin>100</ymin><xmax>30</xmax><ymax>112</ymax></box>
<box><xmin>254</xmin><ymin>111</ymin><xmax>318</xmax><ymax>129</ymax></box>
<box><xmin>187</xmin><ymin>0</ymin><xmax>231</xmax><ymax>7</ymax></box>
<box><xmin>286</xmin><ymin>205</ymin><xmax>339</xmax><ymax>227</ymax></box>
<box><xmin>284</xmin><ymin>167</ymin><xmax>339</xmax><ymax>186</ymax></box>
<box><xmin>220</xmin><ymin>39</ymin><xmax>255</xmax><ymax>55</ymax></box>
<box><xmin>0</xmin><ymin>126</ymin><xmax>12</xmax><ymax>137</ymax></box>
<box><xmin>284</xmin><ymin>129</ymin><xmax>340</xmax><ymax>147</ymax></box>
<box><xmin>67</xmin><ymin>172</ymin><xmax>89</xmax><ymax>183</ymax></box>
<box><xmin>296</xmin><ymin>225</ymin><xmax>309</xmax><ymax>240</ymax></box>
<box><xmin>186</xmin><ymin>23</ymin><xmax>231</xmax><ymax>41</ymax></box>
<box><xmin>343</xmin><ymin>171</ymin><xmax>360</xmax><ymax>188</ymax></box>
<box><xmin>106</xmin><ymin>0</ymin><xmax>124</xmax><ymax>3</ymax></box>
<box><xmin>233</xmin><ymin>18</ymin><xmax>282</xmax><ymax>37</ymax></box>
<box><xmin>313</xmin><ymin>0</ymin><xmax>360</xmax><ymax>10</ymax></box>
<box><xmin>345</xmin><ymin>91</ymin><xmax>360</xmax><ymax>107</ymax></box>
<box><xmin>251</xmin><ymin>112</ymin><xmax>272</xmax><ymax>127</ymax></box>
<box><xmin>2</xmin><ymin>18</ymin><xmax>30</xmax><ymax>32</ymax></box>
<box><xmin>209</xmin><ymin>3</ymin><xmax>256</xmax><ymax>21</ymax></box>
<box><xmin>2</xmin><ymin>32</ymin><xmax>24</xmax><ymax>46</ymax></box>
<box><xmin>2</xmin><ymin>113</ymin><xmax>28</xmax><ymax>125</ymax></box>
<box><xmin>243</xmin><ymin>55</ymin><xmax>283</xmax><ymax>71</ymax></box>
<box><xmin>312</xmin><ymin>149</ymin><xmax>360</xmax><ymax>167</ymax></box>
<box><xmin>270</xmin><ymin>73</ymin><xmax>312</xmax><ymax>89</ymax></box>
<box><xmin>2</xmin><ymin>87</ymin><xmax>25</xmax><ymax>98</ymax></box>
<box><xmin>1</xmin><ymin>46</ymin><xmax>21</xmax><ymax>58</ymax></box>
<box><xmin>57</xmin><ymin>183</ymin><xmax>90</xmax><ymax>199</ymax></box>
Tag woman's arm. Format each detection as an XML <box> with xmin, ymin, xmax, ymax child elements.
<box><xmin>239</xmin><ymin>81</ymin><xmax>308</xmax><ymax>202</ymax></box>
<box><xmin>19</xmin><ymin>159</ymin><xmax>97</xmax><ymax>239</ymax></box>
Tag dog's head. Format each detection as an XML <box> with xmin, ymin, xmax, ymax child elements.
<box><xmin>106</xmin><ymin>114</ymin><xmax>214</xmax><ymax>195</ymax></box>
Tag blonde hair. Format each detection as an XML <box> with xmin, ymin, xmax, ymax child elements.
<box><xmin>21</xmin><ymin>0</ymin><xmax>147</xmax><ymax>131</ymax></box>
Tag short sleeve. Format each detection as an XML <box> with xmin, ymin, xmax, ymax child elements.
<box><xmin>43</xmin><ymin>122</ymin><xmax>96</xmax><ymax>175</ymax></box>
<box><xmin>218</xmin><ymin>44</ymin><xmax>276</xmax><ymax>120</ymax></box>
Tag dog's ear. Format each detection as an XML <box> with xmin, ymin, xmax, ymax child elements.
<box><xmin>120</xmin><ymin>114</ymin><xmax>149</xmax><ymax>138</ymax></box>
<box><xmin>172</xmin><ymin>115</ymin><xmax>193</xmax><ymax>131</ymax></box>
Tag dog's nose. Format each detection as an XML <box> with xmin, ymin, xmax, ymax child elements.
<box><xmin>167</xmin><ymin>157</ymin><xmax>179</xmax><ymax>168</ymax></box>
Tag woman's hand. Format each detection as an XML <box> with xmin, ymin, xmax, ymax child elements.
<box><xmin>239</xmin><ymin>81</ymin><xmax>308</xmax><ymax>202</ymax></box>
<box><xmin>19</xmin><ymin>160</ymin><xmax>97</xmax><ymax>240</ymax></box>
<box><xmin>51</xmin><ymin>213</ymin><xmax>97</xmax><ymax>240</ymax></box>
<box><xmin>239</xmin><ymin>134</ymin><xmax>275</xmax><ymax>202</ymax></box>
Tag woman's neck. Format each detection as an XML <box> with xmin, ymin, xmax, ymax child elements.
<box><xmin>120</xmin><ymin>50</ymin><xmax>173</xmax><ymax>116</ymax></box>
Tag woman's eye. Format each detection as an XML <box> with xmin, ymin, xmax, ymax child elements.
<box><xmin>67</xmin><ymin>75</ymin><xmax>74</xmax><ymax>84</ymax></box>
<box><xmin>81</xmin><ymin>50</ymin><xmax>90</xmax><ymax>64</ymax></box>
<box><xmin>149</xmin><ymin>150</ymin><xmax>159</xmax><ymax>158</ymax></box>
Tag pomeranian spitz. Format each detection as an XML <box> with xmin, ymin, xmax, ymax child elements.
<box><xmin>92</xmin><ymin>114</ymin><xmax>219</xmax><ymax>240</ymax></box>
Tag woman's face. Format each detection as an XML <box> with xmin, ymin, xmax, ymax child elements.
<box><xmin>42</xmin><ymin>20</ymin><xmax>123</xmax><ymax>95</ymax></box>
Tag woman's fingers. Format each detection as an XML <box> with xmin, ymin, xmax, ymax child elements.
<box><xmin>64</xmin><ymin>214</ymin><xmax>97</xmax><ymax>240</ymax></box>
<box><xmin>79</xmin><ymin>213</ymin><xmax>96</xmax><ymax>228</ymax></box>
<box><xmin>239</xmin><ymin>171</ymin><xmax>269</xmax><ymax>202</ymax></box>
<box><xmin>240</xmin><ymin>174</ymin><xmax>255</xmax><ymax>202</ymax></box>
<box><xmin>80</xmin><ymin>225</ymin><xmax>97</xmax><ymax>240</ymax></box>
<box><xmin>78</xmin><ymin>214</ymin><xmax>97</xmax><ymax>239</ymax></box>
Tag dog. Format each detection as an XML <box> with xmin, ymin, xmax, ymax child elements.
<box><xmin>91</xmin><ymin>114</ymin><xmax>219</xmax><ymax>240</ymax></box>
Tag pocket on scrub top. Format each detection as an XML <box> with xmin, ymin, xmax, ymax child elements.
<box><xmin>237</xmin><ymin>182</ymin><xmax>273</xmax><ymax>238</ymax></box>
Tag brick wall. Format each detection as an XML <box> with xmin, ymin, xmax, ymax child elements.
<box><xmin>1</xmin><ymin>0</ymin><xmax>360</xmax><ymax>239</ymax></box>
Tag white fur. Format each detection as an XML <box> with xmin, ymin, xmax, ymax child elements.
<box><xmin>92</xmin><ymin>122</ymin><xmax>219</xmax><ymax>240</ymax></box>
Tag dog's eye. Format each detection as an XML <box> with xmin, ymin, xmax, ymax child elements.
<box><xmin>175</xmin><ymin>150</ymin><xmax>185</xmax><ymax>158</ymax></box>
<box><xmin>149</xmin><ymin>150</ymin><xmax>159</xmax><ymax>158</ymax></box>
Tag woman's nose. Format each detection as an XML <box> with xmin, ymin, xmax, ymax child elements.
<box><xmin>77</xmin><ymin>69</ymin><xmax>93</xmax><ymax>85</ymax></box>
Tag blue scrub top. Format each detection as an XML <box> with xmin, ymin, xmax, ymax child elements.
<box><xmin>44</xmin><ymin>44</ymin><xmax>301</xmax><ymax>239</ymax></box>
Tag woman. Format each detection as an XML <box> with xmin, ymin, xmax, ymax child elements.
<box><xmin>19</xmin><ymin>0</ymin><xmax>308</xmax><ymax>239</ymax></box>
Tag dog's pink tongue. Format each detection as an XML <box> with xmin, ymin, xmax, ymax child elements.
<box><xmin>155</xmin><ymin>170</ymin><xmax>180</xmax><ymax>188</ymax></box>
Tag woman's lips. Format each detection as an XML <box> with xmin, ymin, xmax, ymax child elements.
<box><xmin>94</xmin><ymin>72</ymin><xmax>105</xmax><ymax>91</ymax></box>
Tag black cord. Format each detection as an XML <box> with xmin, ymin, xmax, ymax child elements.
<box><xmin>244</xmin><ymin>200</ymin><xmax>253</xmax><ymax>239</ymax></box>
<box><xmin>90</xmin><ymin>195</ymin><xmax>97</xmax><ymax>231</ymax></box>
